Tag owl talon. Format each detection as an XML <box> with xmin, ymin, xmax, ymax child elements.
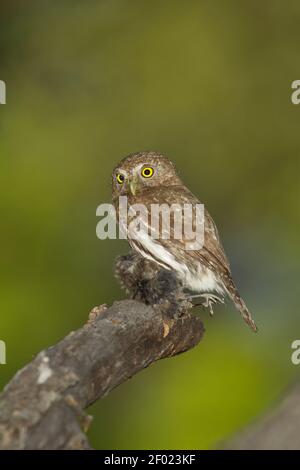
<box><xmin>200</xmin><ymin>295</ymin><xmax>215</xmax><ymax>316</ymax></box>
<box><xmin>189</xmin><ymin>293</ymin><xmax>224</xmax><ymax>316</ymax></box>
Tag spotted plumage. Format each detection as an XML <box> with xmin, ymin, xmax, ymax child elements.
<box><xmin>112</xmin><ymin>151</ymin><xmax>258</xmax><ymax>332</ymax></box>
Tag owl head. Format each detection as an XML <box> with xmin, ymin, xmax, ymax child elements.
<box><xmin>111</xmin><ymin>151</ymin><xmax>182</xmax><ymax>199</ymax></box>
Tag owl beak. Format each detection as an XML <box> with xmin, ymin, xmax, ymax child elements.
<box><xmin>129</xmin><ymin>177</ymin><xmax>138</xmax><ymax>196</ymax></box>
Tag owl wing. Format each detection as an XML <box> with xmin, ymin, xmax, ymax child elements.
<box><xmin>127</xmin><ymin>186</ymin><xmax>257</xmax><ymax>332</ymax></box>
<box><xmin>127</xmin><ymin>186</ymin><xmax>230</xmax><ymax>276</ymax></box>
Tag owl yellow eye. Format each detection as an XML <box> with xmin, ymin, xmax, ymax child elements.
<box><xmin>141</xmin><ymin>167</ymin><xmax>154</xmax><ymax>178</ymax></box>
<box><xmin>116</xmin><ymin>173</ymin><xmax>125</xmax><ymax>184</ymax></box>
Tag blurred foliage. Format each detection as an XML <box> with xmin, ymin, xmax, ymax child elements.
<box><xmin>0</xmin><ymin>0</ymin><xmax>300</xmax><ymax>449</ymax></box>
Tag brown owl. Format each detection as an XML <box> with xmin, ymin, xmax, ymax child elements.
<box><xmin>112</xmin><ymin>151</ymin><xmax>258</xmax><ymax>332</ymax></box>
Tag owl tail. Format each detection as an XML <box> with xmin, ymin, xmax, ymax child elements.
<box><xmin>224</xmin><ymin>276</ymin><xmax>258</xmax><ymax>332</ymax></box>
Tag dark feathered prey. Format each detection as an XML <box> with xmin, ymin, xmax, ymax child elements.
<box><xmin>114</xmin><ymin>251</ymin><xmax>192</xmax><ymax>319</ymax></box>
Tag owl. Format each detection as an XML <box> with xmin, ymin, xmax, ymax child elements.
<box><xmin>112</xmin><ymin>151</ymin><xmax>257</xmax><ymax>332</ymax></box>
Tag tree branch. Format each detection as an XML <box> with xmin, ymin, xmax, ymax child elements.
<box><xmin>224</xmin><ymin>382</ymin><xmax>300</xmax><ymax>450</ymax></box>
<box><xmin>0</xmin><ymin>300</ymin><xmax>204</xmax><ymax>450</ymax></box>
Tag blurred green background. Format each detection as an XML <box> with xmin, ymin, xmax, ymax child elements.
<box><xmin>1</xmin><ymin>0</ymin><xmax>300</xmax><ymax>449</ymax></box>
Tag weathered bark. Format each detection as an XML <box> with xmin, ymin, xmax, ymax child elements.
<box><xmin>224</xmin><ymin>382</ymin><xmax>300</xmax><ymax>450</ymax></box>
<box><xmin>0</xmin><ymin>300</ymin><xmax>204</xmax><ymax>450</ymax></box>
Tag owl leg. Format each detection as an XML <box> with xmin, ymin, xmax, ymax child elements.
<box><xmin>188</xmin><ymin>293</ymin><xmax>225</xmax><ymax>316</ymax></box>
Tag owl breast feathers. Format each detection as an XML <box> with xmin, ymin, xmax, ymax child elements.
<box><xmin>111</xmin><ymin>151</ymin><xmax>258</xmax><ymax>332</ymax></box>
